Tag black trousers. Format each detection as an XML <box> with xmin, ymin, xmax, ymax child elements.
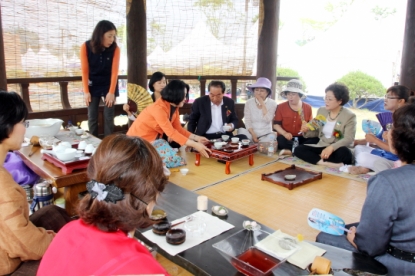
<box><xmin>294</xmin><ymin>145</ymin><xmax>353</xmax><ymax>165</ymax></box>
<box><xmin>277</xmin><ymin>135</ymin><xmax>319</xmax><ymax>150</ymax></box>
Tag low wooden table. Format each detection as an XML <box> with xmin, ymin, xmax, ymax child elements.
<box><xmin>16</xmin><ymin>131</ymin><xmax>100</xmax><ymax>215</ymax></box>
<box><xmin>194</xmin><ymin>143</ymin><xmax>257</xmax><ymax>174</ymax></box>
<box><xmin>137</xmin><ymin>183</ymin><xmax>388</xmax><ymax>276</ymax></box>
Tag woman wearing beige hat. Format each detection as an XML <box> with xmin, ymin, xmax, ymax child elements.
<box><xmin>273</xmin><ymin>79</ymin><xmax>319</xmax><ymax>155</ymax></box>
<box><xmin>237</xmin><ymin>77</ymin><xmax>277</xmax><ymax>142</ymax></box>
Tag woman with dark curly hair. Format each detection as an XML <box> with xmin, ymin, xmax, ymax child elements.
<box><xmin>294</xmin><ymin>83</ymin><xmax>356</xmax><ymax>168</ymax></box>
<box><xmin>316</xmin><ymin>102</ymin><xmax>415</xmax><ymax>275</ymax></box>
<box><xmin>38</xmin><ymin>134</ymin><xmax>169</xmax><ymax>275</ymax></box>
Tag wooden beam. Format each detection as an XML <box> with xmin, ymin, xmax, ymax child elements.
<box><xmin>256</xmin><ymin>0</ymin><xmax>280</xmax><ymax>99</ymax></box>
<box><xmin>400</xmin><ymin>0</ymin><xmax>415</xmax><ymax>91</ymax></box>
<box><xmin>127</xmin><ymin>0</ymin><xmax>147</xmax><ymax>88</ymax></box>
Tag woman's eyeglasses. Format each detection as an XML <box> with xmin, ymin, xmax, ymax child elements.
<box><xmin>384</xmin><ymin>96</ymin><xmax>400</xmax><ymax>100</ymax></box>
<box><xmin>23</xmin><ymin>121</ymin><xmax>29</xmax><ymax>128</ymax></box>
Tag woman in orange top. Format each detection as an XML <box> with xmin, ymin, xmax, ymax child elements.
<box><xmin>127</xmin><ymin>80</ymin><xmax>211</xmax><ymax>158</ymax></box>
<box><xmin>80</xmin><ymin>20</ymin><xmax>120</xmax><ymax>137</ymax></box>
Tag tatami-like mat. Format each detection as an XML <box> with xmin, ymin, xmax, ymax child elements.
<box><xmin>197</xmin><ymin>162</ymin><xmax>367</xmax><ymax>241</ymax></box>
<box><xmin>277</xmin><ymin>156</ymin><xmax>372</xmax><ymax>183</ymax></box>
<box><xmin>168</xmin><ymin>149</ymin><xmax>277</xmax><ymax>191</ymax></box>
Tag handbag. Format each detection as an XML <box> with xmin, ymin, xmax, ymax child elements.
<box><xmin>151</xmin><ymin>139</ymin><xmax>186</xmax><ymax>168</ymax></box>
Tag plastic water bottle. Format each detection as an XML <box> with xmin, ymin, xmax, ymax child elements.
<box><xmin>267</xmin><ymin>143</ymin><xmax>274</xmax><ymax>157</ymax></box>
<box><xmin>292</xmin><ymin>137</ymin><xmax>299</xmax><ymax>156</ymax></box>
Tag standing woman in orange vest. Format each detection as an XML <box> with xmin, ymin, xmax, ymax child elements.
<box><xmin>81</xmin><ymin>20</ymin><xmax>120</xmax><ymax>137</ymax></box>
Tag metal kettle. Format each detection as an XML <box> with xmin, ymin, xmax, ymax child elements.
<box><xmin>30</xmin><ymin>181</ymin><xmax>57</xmax><ymax>213</ymax></box>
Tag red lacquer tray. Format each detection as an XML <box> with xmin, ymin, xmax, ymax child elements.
<box><xmin>261</xmin><ymin>165</ymin><xmax>322</xmax><ymax>190</ymax></box>
<box><xmin>41</xmin><ymin>153</ymin><xmax>90</xmax><ymax>174</ymax></box>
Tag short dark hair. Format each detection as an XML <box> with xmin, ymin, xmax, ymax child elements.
<box><xmin>391</xmin><ymin>102</ymin><xmax>415</xmax><ymax>164</ymax></box>
<box><xmin>184</xmin><ymin>83</ymin><xmax>190</xmax><ymax>102</ymax></box>
<box><xmin>0</xmin><ymin>91</ymin><xmax>28</xmax><ymax>143</ymax></box>
<box><xmin>161</xmin><ymin>79</ymin><xmax>186</xmax><ymax>105</ymax></box>
<box><xmin>325</xmin><ymin>83</ymin><xmax>350</xmax><ymax>105</ymax></box>
<box><xmin>78</xmin><ymin>134</ymin><xmax>168</xmax><ymax>232</ymax></box>
<box><xmin>149</xmin><ymin>71</ymin><xmax>166</xmax><ymax>92</ymax></box>
<box><xmin>90</xmin><ymin>20</ymin><xmax>117</xmax><ymax>54</ymax></box>
<box><xmin>208</xmin><ymin>80</ymin><xmax>226</xmax><ymax>93</ymax></box>
<box><xmin>386</xmin><ymin>85</ymin><xmax>410</xmax><ymax>102</ymax></box>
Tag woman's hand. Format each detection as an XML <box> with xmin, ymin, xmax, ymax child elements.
<box><xmin>196</xmin><ymin>136</ymin><xmax>210</xmax><ymax>144</ymax></box>
<box><xmin>382</xmin><ymin>131</ymin><xmax>389</xmax><ymax>142</ymax></box>
<box><xmin>346</xmin><ymin>226</ymin><xmax>358</xmax><ymax>249</ymax></box>
<box><xmin>320</xmin><ymin>145</ymin><xmax>334</xmax><ymax>159</ymax></box>
<box><xmin>123</xmin><ymin>104</ymin><xmax>132</xmax><ymax>116</ymax></box>
<box><xmin>283</xmin><ymin>132</ymin><xmax>293</xmax><ymax>141</ymax></box>
<box><xmin>105</xmin><ymin>93</ymin><xmax>115</xmax><ymax>107</ymax></box>
<box><xmin>193</xmin><ymin>142</ymin><xmax>211</xmax><ymax>158</ymax></box>
<box><xmin>300</xmin><ymin>121</ymin><xmax>309</xmax><ymax>133</ymax></box>
<box><xmin>365</xmin><ymin>133</ymin><xmax>379</xmax><ymax>144</ymax></box>
<box><xmin>84</xmin><ymin>93</ymin><xmax>91</xmax><ymax>107</ymax></box>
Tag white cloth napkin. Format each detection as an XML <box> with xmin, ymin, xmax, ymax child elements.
<box><xmin>142</xmin><ymin>211</ymin><xmax>234</xmax><ymax>256</ymax></box>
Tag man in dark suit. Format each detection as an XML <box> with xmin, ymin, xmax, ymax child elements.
<box><xmin>188</xmin><ymin>80</ymin><xmax>247</xmax><ymax>140</ymax></box>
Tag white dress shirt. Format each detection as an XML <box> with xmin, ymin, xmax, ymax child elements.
<box><xmin>206</xmin><ymin>100</ymin><xmax>223</xmax><ymax>134</ymax></box>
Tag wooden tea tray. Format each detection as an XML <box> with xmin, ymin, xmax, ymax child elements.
<box><xmin>193</xmin><ymin>141</ymin><xmax>257</xmax><ymax>174</ymax></box>
<box><xmin>261</xmin><ymin>165</ymin><xmax>322</xmax><ymax>190</ymax></box>
<box><xmin>41</xmin><ymin>153</ymin><xmax>90</xmax><ymax>174</ymax></box>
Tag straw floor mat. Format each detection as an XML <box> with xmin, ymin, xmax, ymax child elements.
<box><xmin>277</xmin><ymin>156</ymin><xmax>372</xmax><ymax>183</ymax></box>
<box><xmin>197</xmin><ymin>162</ymin><xmax>368</xmax><ymax>241</ymax></box>
<box><xmin>168</xmin><ymin>150</ymin><xmax>276</xmax><ymax>191</ymax></box>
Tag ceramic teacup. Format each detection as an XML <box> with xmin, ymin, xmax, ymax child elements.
<box><xmin>231</xmin><ymin>137</ymin><xmax>239</xmax><ymax>143</ymax></box>
<box><xmin>75</xmin><ymin>128</ymin><xmax>84</xmax><ymax>136</ymax></box>
<box><xmin>78</xmin><ymin>140</ymin><xmax>87</xmax><ymax>150</ymax></box>
<box><xmin>223</xmin><ymin>125</ymin><xmax>232</xmax><ymax>132</ymax></box>
<box><xmin>242</xmin><ymin>139</ymin><xmax>250</xmax><ymax>145</ymax></box>
<box><xmin>214</xmin><ymin>142</ymin><xmax>223</xmax><ymax>149</ymax></box>
<box><xmin>221</xmin><ymin>135</ymin><xmax>229</xmax><ymax>142</ymax></box>
<box><xmin>84</xmin><ymin>144</ymin><xmax>95</xmax><ymax>155</ymax></box>
<box><xmin>180</xmin><ymin>168</ymin><xmax>189</xmax><ymax>175</ymax></box>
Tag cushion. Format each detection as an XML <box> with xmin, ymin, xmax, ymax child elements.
<box><xmin>151</xmin><ymin>139</ymin><xmax>186</xmax><ymax>168</ymax></box>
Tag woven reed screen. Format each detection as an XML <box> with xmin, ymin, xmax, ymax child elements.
<box><xmin>1</xmin><ymin>0</ymin><xmax>260</xmax><ymax>110</ymax></box>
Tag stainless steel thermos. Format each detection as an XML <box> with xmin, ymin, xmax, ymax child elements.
<box><xmin>30</xmin><ymin>181</ymin><xmax>56</xmax><ymax>213</ymax></box>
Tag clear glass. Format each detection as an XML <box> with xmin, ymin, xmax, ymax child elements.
<box><xmin>183</xmin><ymin>213</ymin><xmax>206</xmax><ymax>237</ymax></box>
<box><xmin>212</xmin><ymin>229</ymin><xmax>300</xmax><ymax>276</ymax></box>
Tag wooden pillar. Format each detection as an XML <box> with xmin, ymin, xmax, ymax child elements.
<box><xmin>256</xmin><ymin>0</ymin><xmax>280</xmax><ymax>99</ymax></box>
<box><xmin>400</xmin><ymin>0</ymin><xmax>415</xmax><ymax>91</ymax></box>
<box><xmin>231</xmin><ymin>79</ymin><xmax>237</xmax><ymax>100</ymax></box>
<box><xmin>0</xmin><ymin>5</ymin><xmax>7</xmax><ymax>91</ymax></box>
<box><xmin>126</xmin><ymin>0</ymin><xmax>147</xmax><ymax>88</ymax></box>
<box><xmin>200</xmin><ymin>79</ymin><xmax>206</xmax><ymax>97</ymax></box>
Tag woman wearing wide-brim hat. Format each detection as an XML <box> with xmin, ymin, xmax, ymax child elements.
<box><xmin>237</xmin><ymin>77</ymin><xmax>277</xmax><ymax>142</ymax></box>
<box><xmin>273</xmin><ymin>79</ymin><xmax>319</xmax><ymax>155</ymax></box>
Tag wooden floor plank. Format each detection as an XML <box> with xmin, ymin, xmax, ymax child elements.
<box><xmin>196</xmin><ymin>162</ymin><xmax>367</xmax><ymax>241</ymax></box>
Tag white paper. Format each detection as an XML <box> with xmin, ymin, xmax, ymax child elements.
<box><xmin>142</xmin><ymin>211</ymin><xmax>234</xmax><ymax>256</ymax></box>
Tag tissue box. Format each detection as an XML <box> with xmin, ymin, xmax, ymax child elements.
<box><xmin>257</xmin><ymin>141</ymin><xmax>278</xmax><ymax>154</ymax></box>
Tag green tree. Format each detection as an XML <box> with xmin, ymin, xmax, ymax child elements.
<box><xmin>337</xmin><ymin>71</ymin><xmax>385</xmax><ymax>108</ymax></box>
<box><xmin>371</xmin><ymin>5</ymin><xmax>396</xmax><ymax>21</ymax></box>
<box><xmin>276</xmin><ymin>67</ymin><xmax>307</xmax><ymax>98</ymax></box>
<box><xmin>194</xmin><ymin>0</ymin><xmax>234</xmax><ymax>38</ymax></box>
